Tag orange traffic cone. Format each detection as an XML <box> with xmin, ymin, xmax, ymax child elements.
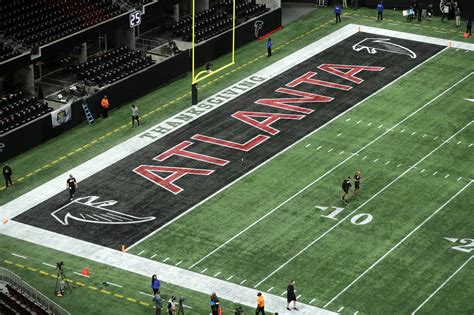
<box><xmin>81</xmin><ymin>267</ymin><xmax>89</xmax><ymax>277</ymax></box>
<box><xmin>2</xmin><ymin>217</ymin><xmax>8</xmax><ymax>224</ymax></box>
<box><xmin>464</xmin><ymin>32</ymin><xmax>470</xmax><ymax>39</ymax></box>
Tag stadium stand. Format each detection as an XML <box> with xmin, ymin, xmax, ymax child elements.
<box><xmin>72</xmin><ymin>46</ymin><xmax>155</xmax><ymax>87</ymax></box>
<box><xmin>1</xmin><ymin>283</ymin><xmax>49</xmax><ymax>315</ymax></box>
<box><xmin>0</xmin><ymin>0</ymin><xmax>126</xmax><ymax>54</ymax></box>
<box><xmin>0</xmin><ymin>92</ymin><xmax>52</xmax><ymax>134</ymax></box>
<box><xmin>171</xmin><ymin>0</ymin><xmax>268</xmax><ymax>42</ymax></box>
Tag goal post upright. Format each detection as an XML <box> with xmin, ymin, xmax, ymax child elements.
<box><xmin>191</xmin><ymin>0</ymin><xmax>236</xmax><ymax>105</ymax></box>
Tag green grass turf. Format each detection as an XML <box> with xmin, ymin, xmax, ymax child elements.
<box><xmin>0</xmin><ymin>6</ymin><xmax>473</xmax><ymax>315</ymax></box>
<box><xmin>128</xmin><ymin>47</ymin><xmax>474</xmax><ymax>314</ymax></box>
<box><xmin>0</xmin><ymin>234</ymin><xmax>258</xmax><ymax>315</ymax></box>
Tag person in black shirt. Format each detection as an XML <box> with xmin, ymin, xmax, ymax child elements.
<box><xmin>341</xmin><ymin>176</ymin><xmax>352</xmax><ymax>204</ymax></box>
<box><xmin>354</xmin><ymin>171</ymin><xmax>362</xmax><ymax>196</ymax></box>
<box><xmin>286</xmin><ymin>280</ymin><xmax>297</xmax><ymax>311</ymax></box>
<box><xmin>66</xmin><ymin>174</ymin><xmax>77</xmax><ymax>200</ymax></box>
<box><xmin>3</xmin><ymin>163</ymin><xmax>13</xmax><ymax>188</ymax></box>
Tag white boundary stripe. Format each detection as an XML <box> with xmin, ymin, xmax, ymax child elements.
<box><xmin>105</xmin><ymin>281</ymin><xmax>123</xmax><ymax>288</ymax></box>
<box><xmin>42</xmin><ymin>262</ymin><xmax>56</xmax><ymax>268</ymax></box>
<box><xmin>190</xmin><ymin>67</ymin><xmax>471</xmax><ymax>271</ymax></box>
<box><xmin>257</xmin><ymin>121</ymin><xmax>473</xmax><ymax>289</ymax></box>
<box><xmin>412</xmin><ymin>256</ymin><xmax>473</xmax><ymax>314</ymax></box>
<box><xmin>139</xmin><ymin>291</ymin><xmax>154</xmax><ymax>298</ymax></box>
<box><xmin>73</xmin><ymin>271</ymin><xmax>90</xmax><ymax>278</ymax></box>
<box><xmin>11</xmin><ymin>253</ymin><xmax>27</xmax><ymax>259</ymax></box>
<box><xmin>324</xmin><ymin>179</ymin><xmax>473</xmax><ymax>308</ymax></box>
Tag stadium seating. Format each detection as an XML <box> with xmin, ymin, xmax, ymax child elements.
<box><xmin>0</xmin><ymin>0</ymin><xmax>127</xmax><ymax>53</ymax></box>
<box><xmin>1</xmin><ymin>284</ymin><xmax>48</xmax><ymax>315</ymax></box>
<box><xmin>0</xmin><ymin>92</ymin><xmax>52</xmax><ymax>134</ymax></box>
<box><xmin>171</xmin><ymin>0</ymin><xmax>268</xmax><ymax>43</ymax></box>
<box><xmin>72</xmin><ymin>46</ymin><xmax>155</xmax><ymax>87</ymax></box>
<box><xmin>0</xmin><ymin>42</ymin><xmax>21</xmax><ymax>62</ymax></box>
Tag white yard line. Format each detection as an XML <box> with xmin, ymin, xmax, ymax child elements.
<box><xmin>411</xmin><ymin>256</ymin><xmax>473</xmax><ymax>314</ymax></box>
<box><xmin>257</xmin><ymin>122</ymin><xmax>473</xmax><ymax>289</ymax></box>
<box><xmin>139</xmin><ymin>291</ymin><xmax>154</xmax><ymax>298</ymax></box>
<box><xmin>189</xmin><ymin>70</ymin><xmax>470</xmax><ymax>270</ymax></box>
<box><xmin>150</xmin><ymin>254</ymin><xmax>157</xmax><ymax>259</ymax></box>
<box><xmin>324</xmin><ymin>180</ymin><xmax>473</xmax><ymax>308</ymax></box>
<box><xmin>105</xmin><ymin>282</ymin><xmax>123</xmax><ymax>288</ymax></box>
<box><xmin>73</xmin><ymin>271</ymin><xmax>90</xmax><ymax>278</ymax></box>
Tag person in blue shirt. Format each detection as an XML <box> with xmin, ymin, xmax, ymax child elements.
<box><xmin>151</xmin><ymin>274</ymin><xmax>160</xmax><ymax>295</ymax></box>
<box><xmin>267</xmin><ymin>38</ymin><xmax>272</xmax><ymax>57</ymax></box>
<box><xmin>377</xmin><ymin>1</ymin><xmax>384</xmax><ymax>21</ymax></box>
<box><xmin>334</xmin><ymin>3</ymin><xmax>342</xmax><ymax>23</ymax></box>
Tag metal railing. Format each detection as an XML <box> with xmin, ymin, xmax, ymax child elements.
<box><xmin>0</xmin><ymin>267</ymin><xmax>70</xmax><ymax>315</ymax></box>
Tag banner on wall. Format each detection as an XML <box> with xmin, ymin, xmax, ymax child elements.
<box><xmin>51</xmin><ymin>104</ymin><xmax>72</xmax><ymax>128</ymax></box>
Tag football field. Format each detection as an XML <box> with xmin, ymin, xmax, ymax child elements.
<box><xmin>125</xmin><ymin>45</ymin><xmax>474</xmax><ymax>313</ymax></box>
<box><xmin>1</xmin><ymin>13</ymin><xmax>473</xmax><ymax>314</ymax></box>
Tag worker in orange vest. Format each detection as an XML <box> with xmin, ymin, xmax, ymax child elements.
<box><xmin>101</xmin><ymin>95</ymin><xmax>109</xmax><ymax>118</ymax></box>
<box><xmin>256</xmin><ymin>292</ymin><xmax>265</xmax><ymax>315</ymax></box>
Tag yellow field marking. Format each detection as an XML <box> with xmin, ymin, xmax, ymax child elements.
<box><xmin>100</xmin><ymin>289</ymin><xmax>111</xmax><ymax>295</ymax></box>
<box><xmin>76</xmin><ymin>282</ymin><xmax>86</xmax><ymax>287</ymax></box>
<box><xmin>126</xmin><ymin>297</ymin><xmax>137</xmax><ymax>302</ymax></box>
<box><xmin>88</xmin><ymin>286</ymin><xmax>97</xmax><ymax>290</ymax></box>
<box><xmin>50</xmin><ymin>275</ymin><xmax>57</xmax><ymax>279</ymax></box>
<box><xmin>67</xmin><ymin>152</ymin><xmax>74</xmax><ymax>156</ymax></box>
<box><xmin>113</xmin><ymin>128</ymin><xmax>120</xmax><ymax>132</ymax></box>
<box><xmin>114</xmin><ymin>294</ymin><xmax>124</xmax><ymax>299</ymax></box>
<box><xmin>4</xmin><ymin>260</ymin><xmax>13</xmax><ymax>264</ymax></box>
<box><xmin>25</xmin><ymin>173</ymin><xmax>33</xmax><ymax>177</ymax></box>
<box><xmin>90</xmin><ymin>140</ymin><xmax>98</xmax><ymax>144</ymax></box>
<box><xmin>17</xmin><ymin>177</ymin><xmax>24</xmax><ymax>181</ymax></box>
<box><xmin>39</xmin><ymin>271</ymin><xmax>49</xmax><ymax>275</ymax></box>
<box><xmin>139</xmin><ymin>301</ymin><xmax>150</xmax><ymax>306</ymax></box>
<box><xmin>75</xmin><ymin>148</ymin><xmax>83</xmax><ymax>153</ymax></box>
<box><xmin>34</xmin><ymin>168</ymin><xmax>42</xmax><ymax>173</ymax></box>
<box><xmin>15</xmin><ymin>263</ymin><xmax>25</xmax><ymax>268</ymax></box>
<box><xmin>142</xmin><ymin>113</ymin><xmax>149</xmax><ymax>118</ymax></box>
<box><xmin>27</xmin><ymin>267</ymin><xmax>37</xmax><ymax>272</ymax></box>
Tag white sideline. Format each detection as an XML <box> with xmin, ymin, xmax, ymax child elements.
<box><xmin>1</xmin><ymin>26</ymin><xmax>473</xmax><ymax>314</ymax></box>
<box><xmin>412</xmin><ymin>255</ymin><xmax>473</xmax><ymax>314</ymax></box>
<box><xmin>189</xmin><ymin>70</ymin><xmax>472</xmax><ymax>270</ymax></box>
<box><xmin>257</xmin><ymin>121</ymin><xmax>473</xmax><ymax>289</ymax></box>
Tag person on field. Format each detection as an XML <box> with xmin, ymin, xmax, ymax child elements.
<box><xmin>132</xmin><ymin>104</ymin><xmax>140</xmax><ymax>127</ymax></box>
<box><xmin>167</xmin><ymin>296</ymin><xmax>176</xmax><ymax>315</ymax></box>
<box><xmin>341</xmin><ymin>176</ymin><xmax>352</xmax><ymax>204</ymax></box>
<box><xmin>334</xmin><ymin>3</ymin><xmax>342</xmax><ymax>23</ymax></box>
<box><xmin>256</xmin><ymin>292</ymin><xmax>265</xmax><ymax>315</ymax></box>
<box><xmin>267</xmin><ymin>38</ymin><xmax>272</xmax><ymax>57</ymax></box>
<box><xmin>467</xmin><ymin>17</ymin><xmax>472</xmax><ymax>36</ymax></box>
<box><xmin>210</xmin><ymin>292</ymin><xmax>220</xmax><ymax>315</ymax></box>
<box><xmin>151</xmin><ymin>274</ymin><xmax>160</xmax><ymax>295</ymax></box>
<box><xmin>286</xmin><ymin>280</ymin><xmax>297</xmax><ymax>311</ymax></box>
<box><xmin>66</xmin><ymin>174</ymin><xmax>77</xmax><ymax>200</ymax></box>
<box><xmin>3</xmin><ymin>163</ymin><xmax>12</xmax><ymax>188</ymax></box>
<box><xmin>101</xmin><ymin>95</ymin><xmax>109</xmax><ymax>118</ymax></box>
<box><xmin>377</xmin><ymin>1</ymin><xmax>384</xmax><ymax>21</ymax></box>
<box><xmin>354</xmin><ymin>171</ymin><xmax>362</xmax><ymax>196</ymax></box>
<box><xmin>342</xmin><ymin>0</ymin><xmax>348</xmax><ymax>9</ymax></box>
<box><xmin>454</xmin><ymin>5</ymin><xmax>461</xmax><ymax>27</ymax></box>
<box><xmin>153</xmin><ymin>290</ymin><xmax>162</xmax><ymax>315</ymax></box>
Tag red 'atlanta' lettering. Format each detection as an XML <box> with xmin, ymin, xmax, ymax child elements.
<box><xmin>134</xmin><ymin>64</ymin><xmax>385</xmax><ymax>193</ymax></box>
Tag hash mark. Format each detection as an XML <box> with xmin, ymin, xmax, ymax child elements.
<box><xmin>240</xmin><ymin>279</ymin><xmax>247</xmax><ymax>285</ymax></box>
<box><xmin>296</xmin><ymin>295</ymin><xmax>301</xmax><ymax>299</ymax></box>
<box><xmin>267</xmin><ymin>287</ymin><xmax>273</xmax><ymax>292</ymax></box>
<box><xmin>367</xmin><ymin>122</ymin><xmax>372</xmax><ymax>126</ymax></box>
<box><xmin>175</xmin><ymin>260</ymin><xmax>182</xmax><ymax>266</ymax></box>
<box><xmin>373</xmin><ymin>158</ymin><xmax>379</xmax><ymax>162</ymax></box>
<box><xmin>137</xmin><ymin>250</ymin><xmax>144</xmax><ymax>256</ymax></box>
<box><xmin>397</xmin><ymin>164</ymin><xmax>402</xmax><ymax>168</ymax></box>
<box><xmin>420</xmin><ymin>169</ymin><xmax>425</xmax><ymax>173</ymax></box>
<box><xmin>433</xmin><ymin>171</ymin><xmax>438</xmax><ymax>176</ymax></box>
<box><xmin>309</xmin><ymin>298</ymin><xmax>315</xmax><ymax>304</ymax></box>
<box><xmin>411</xmin><ymin>132</ymin><xmax>416</xmax><ymax>136</ymax></box>
<box><xmin>328</xmin><ymin>148</ymin><xmax>333</xmax><ymax>152</ymax></box>
<box><xmin>400</xmin><ymin>129</ymin><xmax>405</xmax><ymax>133</ymax></box>
<box><xmin>150</xmin><ymin>254</ymin><xmax>157</xmax><ymax>259</ymax></box>
<box><xmin>378</xmin><ymin>124</ymin><xmax>383</xmax><ymax>128</ymax></box>
<box><xmin>281</xmin><ymin>291</ymin><xmax>286</xmax><ymax>296</ymax></box>
<box><xmin>226</xmin><ymin>275</ymin><xmax>234</xmax><ymax>281</ymax></box>
<box><xmin>384</xmin><ymin>161</ymin><xmax>390</xmax><ymax>165</ymax></box>
<box><xmin>316</xmin><ymin>146</ymin><xmax>322</xmax><ymax>150</ymax></box>
<box><xmin>162</xmin><ymin>257</ymin><xmax>170</xmax><ymax>262</ymax></box>
<box><xmin>337</xmin><ymin>133</ymin><xmax>342</xmax><ymax>137</ymax></box>
<box><xmin>362</xmin><ymin>156</ymin><xmax>367</xmax><ymax>160</ymax></box>
<box><xmin>339</xmin><ymin>151</ymin><xmax>345</xmax><ymax>155</ymax></box>
<box><xmin>214</xmin><ymin>272</ymin><xmax>221</xmax><ymax>277</ymax></box>
<box><xmin>346</xmin><ymin>118</ymin><xmax>351</xmax><ymax>122</ymax></box>
<box><xmin>456</xmin><ymin>141</ymin><xmax>462</xmax><ymax>145</ymax></box>
<box><xmin>201</xmin><ymin>268</ymin><xmax>208</xmax><ymax>274</ymax></box>
<box><xmin>469</xmin><ymin>143</ymin><xmax>473</xmax><ymax>147</ymax></box>
<box><xmin>338</xmin><ymin>306</ymin><xmax>345</xmax><ymax>312</ymax></box>
<box><xmin>356</xmin><ymin>120</ymin><xmax>362</xmax><ymax>124</ymax></box>
<box><xmin>306</xmin><ymin>144</ymin><xmax>311</xmax><ymax>148</ymax></box>
<box><xmin>434</xmin><ymin>136</ymin><xmax>439</xmax><ymax>140</ymax></box>
<box><xmin>423</xmin><ymin>134</ymin><xmax>427</xmax><ymax>138</ymax></box>
<box><xmin>445</xmin><ymin>174</ymin><xmax>450</xmax><ymax>178</ymax></box>
<box><xmin>457</xmin><ymin>177</ymin><xmax>463</xmax><ymax>181</ymax></box>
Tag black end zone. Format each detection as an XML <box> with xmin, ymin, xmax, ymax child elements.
<box><xmin>14</xmin><ymin>33</ymin><xmax>444</xmax><ymax>249</ymax></box>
